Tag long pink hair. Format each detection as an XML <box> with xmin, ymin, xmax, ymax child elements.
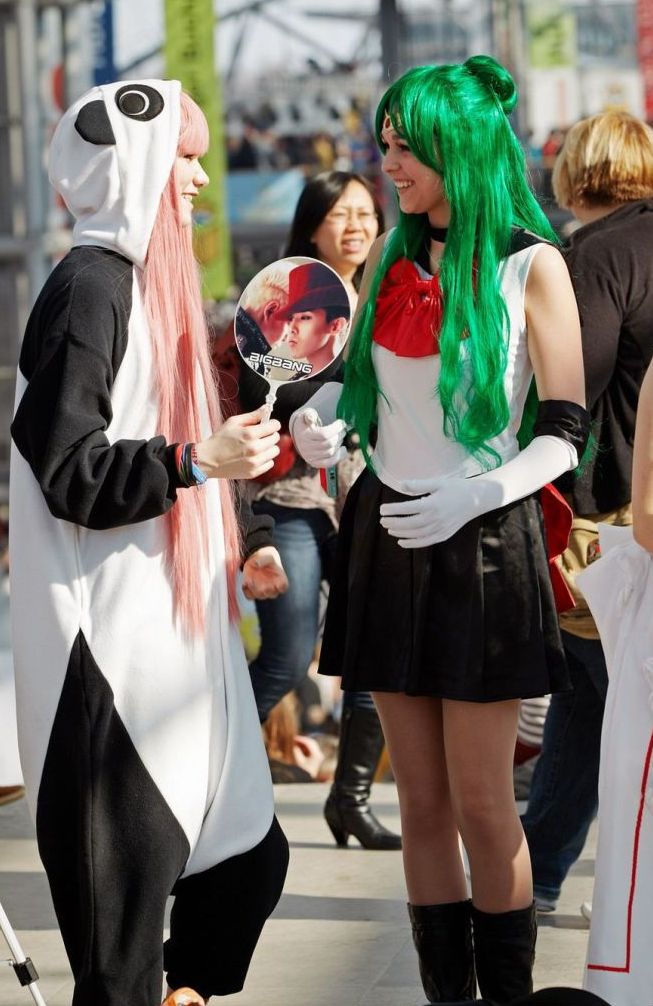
<box><xmin>142</xmin><ymin>92</ymin><xmax>241</xmax><ymax>634</ymax></box>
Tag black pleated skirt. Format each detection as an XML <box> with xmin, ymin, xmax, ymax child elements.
<box><xmin>319</xmin><ymin>469</ymin><xmax>570</xmax><ymax>702</ymax></box>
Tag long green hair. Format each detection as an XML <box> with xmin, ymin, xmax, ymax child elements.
<box><xmin>339</xmin><ymin>55</ymin><xmax>558</xmax><ymax>468</ymax></box>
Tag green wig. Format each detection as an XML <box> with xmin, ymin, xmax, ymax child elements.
<box><xmin>338</xmin><ymin>54</ymin><xmax>558</xmax><ymax>468</ymax></box>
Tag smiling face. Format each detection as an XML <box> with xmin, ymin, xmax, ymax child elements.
<box><xmin>310</xmin><ymin>180</ymin><xmax>380</xmax><ymax>280</ymax></box>
<box><xmin>175</xmin><ymin>153</ymin><xmax>209</xmax><ymax>226</ymax></box>
<box><xmin>287</xmin><ymin>308</ymin><xmax>345</xmax><ymax>370</ymax></box>
<box><xmin>380</xmin><ymin>119</ymin><xmax>449</xmax><ymax>224</ymax></box>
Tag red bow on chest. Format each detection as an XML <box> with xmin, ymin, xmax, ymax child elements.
<box><xmin>373</xmin><ymin>258</ymin><xmax>443</xmax><ymax>358</ymax></box>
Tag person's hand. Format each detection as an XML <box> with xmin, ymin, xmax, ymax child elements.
<box><xmin>195</xmin><ymin>408</ymin><xmax>281</xmax><ymax>480</ymax></box>
<box><xmin>381</xmin><ymin>434</ymin><xmax>579</xmax><ymax>548</ymax></box>
<box><xmin>292</xmin><ymin>734</ymin><xmax>324</xmax><ymax>779</ymax></box>
<box><xmin>242</xmin><ymin>546</ymin><xmax>288</xmax><ymax>600</ymax></box>
<box><xmin>290</xmin><ymin>408</ymin><xmax>347</xmax><ymax>468</ymax></box>
<box><xmin>379</xmin><ymin>475</ymin><xmax>490</xmax><ymax>548</ymax></box>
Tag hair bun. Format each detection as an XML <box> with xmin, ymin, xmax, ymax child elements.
<box><xmin>464</xmin><ymin>55</ymin><xmax>517</xmax><ymax>114</ymax></box>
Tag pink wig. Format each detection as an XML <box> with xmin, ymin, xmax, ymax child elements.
<box><xmin>143</xmin><ymin>91</ymin><xmax>241</xmax><ymax>634</ymax></box>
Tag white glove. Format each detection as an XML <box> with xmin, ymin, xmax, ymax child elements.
<box><xmin>289</xmin><ymin>382</ymin><xmax>347</xmax><ymax>468</ymax></box>
<box><xmin>290</xmin><ymin>410</ymin><xmax>348</xmax><ymax>467</ymax></box>
<box><xmin>380</xmin><ymin>434</ymin><xmax>578</xmax><ymax>549</ymax></box>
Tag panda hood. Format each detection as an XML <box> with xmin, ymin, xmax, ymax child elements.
<box><xmin>49</xmin><ymin>79</ymin><xmax>182</xmax><ymax>268</ymax></box>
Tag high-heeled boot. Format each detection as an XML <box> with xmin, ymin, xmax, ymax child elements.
<box><xmin>324</xmin><ymin>705</ymin><xmax>402</xmax><ymax>850</ymax></box>
<box><xmin>408</xmin><ymin>899</ymin><xmax>476</xmax><ymax>1003</ymax></box>
<box><xmin>471</xmin><ymin>902</ymin><xmax>537</xmax><ymax>1005</ymax></box>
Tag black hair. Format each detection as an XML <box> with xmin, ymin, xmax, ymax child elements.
<box><xmin>324</xmin><ymin>304</ymin><xmax>349</xmax><ymax>323</ymax></box>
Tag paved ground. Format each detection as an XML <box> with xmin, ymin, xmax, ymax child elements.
<box><xmin>0</xmin><ymin>782</ymin><xmax>595</xmax><ymax>1006</ymax></box>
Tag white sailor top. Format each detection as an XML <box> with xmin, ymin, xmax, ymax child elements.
<box><xmin>370</xmin><ymin>231</ymin><xmax>546</xmax><ymax>492</ymax></box>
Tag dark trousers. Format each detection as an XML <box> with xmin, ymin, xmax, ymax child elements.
<box><xmin>164</xmin><ymin>817</ymin><xmax>289</xmax><ymax>999</ymax></box>
<box><xmin>249</xmin><ymin>501</ymin><xmax>375</xmax><ymax>719</ymax></box>
<box><xmin>44</xmin><ymin>815</ymin><xmax>288</xmax><ymax>1006</ymax></box>
<box><xmin>522</xmin><ymin>631</ymin><xmax>608</xmax><ymax>903</ymax></box>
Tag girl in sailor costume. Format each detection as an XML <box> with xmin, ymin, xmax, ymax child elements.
<box><xmin>9</xmin><ymin>80</ymin><xmax>289</xmax><ymax>1006</ymax></box>
<box><xmin>290</xmin><ymin>57</ymin><xmax>590</xmax><ymax>1004</ymax></box>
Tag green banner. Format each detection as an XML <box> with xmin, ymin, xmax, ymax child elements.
<box><xmin>528</xmin><ymin>2</ymin><xmax>576</xmax><ymax>69</ymax></box>
<box><xmin>164</xmin><ymin>0</ymin><xmax>233</xmax><ymax>298</ymax></box>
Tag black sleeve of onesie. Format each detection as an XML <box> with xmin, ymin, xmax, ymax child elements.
<box><xmin>533</xmin><ymin>399</ymin><xmax>591</xmax><ymax>460</ymax></box>
<box><xmin>236</xmin><ymin>492</ymin><xmax>274</xmax><ymax>564</ymax></box>
<box><xmin>11</xmin><ymin>268</ymin><xmax>183</xmax><ymax>530</ymax></box>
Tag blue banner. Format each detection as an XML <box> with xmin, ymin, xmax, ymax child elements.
<box><xmin>91</xmin><ymin>1</ymin><xmax>116</xmax><ymax>86</ymax></box>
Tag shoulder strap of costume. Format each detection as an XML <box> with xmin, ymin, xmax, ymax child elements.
<box><xmin>507</xmin><ymin>227</ymin><xmax>554</xmax><ymax>257</ymax></box>
<box><xmin>415</xmin><ymin>227</ymin><xmax>553</xmax><ymax>270</ymax></box>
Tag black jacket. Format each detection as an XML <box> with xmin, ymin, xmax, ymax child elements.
<box><xmin>557</xmin><ymin>199</ymin><xmax>653</xmax><ymax>514</ymax></box>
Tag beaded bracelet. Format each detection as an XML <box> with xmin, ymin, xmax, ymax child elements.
<box><xmin>175</xmin><ymin>442</ymin><xmax>207</xmax><ymax>487</ymax></box>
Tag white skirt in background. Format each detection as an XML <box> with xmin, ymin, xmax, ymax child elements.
<box><xmin>578</xmin><ymin>525</ymin><xmax>653</xmax><ymax>1006</ymax></box>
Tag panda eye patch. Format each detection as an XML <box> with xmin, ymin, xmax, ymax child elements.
<box><xmin>115</xmin><ymin>85</ymin><xmax>164</xmax><ymax>121</ymax></box>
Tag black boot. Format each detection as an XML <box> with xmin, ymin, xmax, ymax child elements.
<box><xmin>324</xmin><ymin>705</ymin><xmax>402</xmax><ymax>850</ymax></box>
<box><xmin>471</xmin><ymin>902</ymin><xmax>537</xmax><ymax>1005</ymax></box>
<box><xmin>409</xmin><ymin>899</ymin><xmax>476</xmax><ymax>1003</ymax></box>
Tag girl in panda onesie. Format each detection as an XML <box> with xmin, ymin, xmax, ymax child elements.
<box><xmin>9</xmin><ymin>80</ymin><xmax>289</xmax><ymax>1006</ymax></box>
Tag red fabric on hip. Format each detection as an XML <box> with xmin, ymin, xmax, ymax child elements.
<box><xmin>540</xmin><ymin>483</ymin><xmax>575</xmax><ymax>613</ymax></box>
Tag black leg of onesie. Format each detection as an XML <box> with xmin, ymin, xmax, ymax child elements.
<box><xmin>36</xmin><ymin>632</ymin><xmax>190</xmax><ymax>1006</ymax></box>
<box><xmin>164</xmin><ymin>816</ymin><xmax>289</xmax><ymax>998</ymax></box>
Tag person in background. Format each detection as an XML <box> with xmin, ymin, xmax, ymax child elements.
<box><xmin>262</xmin><ymin>693</ymin><xmax>328</xmax><ymax>783</ymax></box>
<box><xmin>522</xmin><ymin>109</ymin><xmax>653</xmax><ymax>915</ymax></box>
<box><xmin>240</xmin><ymin>171</ymin><xmax>402</xmax><ymax>851</ymax></box>
<box><xmin>9</xmin><ymin>80</ymin><xmax>289</xmax><ymax>1006</ymax></box>
<box><xmin>290</xmin><ymin>56</ymin><xmax>589</xmax><ymax>1004</ymax></box>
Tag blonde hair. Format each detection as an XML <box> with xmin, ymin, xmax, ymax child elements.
<box><xmin>553</xmin><ymin>110</ymin><xmax>653</xmax><ymax>209</ymax></box>
<box><xmin>241</xmin><ymin>262</ymin><xmax>292</xmax><ymax>314</ymax></box>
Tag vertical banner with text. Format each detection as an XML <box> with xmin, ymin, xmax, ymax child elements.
<box><xmin>164</xmin><ymin>0</ymin><xmax>233</xmax><ymax>299</ymax></box>
<box><xmin>91</xmin><ymin>1</ymin><xmax>116</xmax><ymax>86</ymax></box>
<box><xmin>638</xmin><ymin>0</ymin><xmax>653</xmax><ymax>122</ymax></box>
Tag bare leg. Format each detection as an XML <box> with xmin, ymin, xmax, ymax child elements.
<box><xmin>374</xmin><ymin>693</ymin><xmax>476</xmax><ymax>1001</ymax></box>
<box><xmin>374</xmin><ymin>693</ymin><xmax>531</xmax><ymax>910</ymax></box>
<box><xmin>373</xmin><ymin>693</ymin><xmax>467</xmax><ymax>904</ymax></box>
<box><xmin>443</xmin><ymin>697</ymin><xmax>532</xmax><ymax>912</ymax></box>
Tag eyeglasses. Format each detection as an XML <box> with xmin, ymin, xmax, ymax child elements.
<box><xmin>325</xmin><ymin>208</ymin><xmax>378</xmax><ymax>223</ymax></box>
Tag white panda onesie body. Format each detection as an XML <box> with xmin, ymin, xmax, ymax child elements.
<box><xmin>9</xmin><ymin>82</ymin><xmax>283</xmax><ymax>1006</ymax></box>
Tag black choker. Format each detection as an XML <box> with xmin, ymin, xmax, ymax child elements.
<box><xmin>428</xmin><ymin>224</ymin><xmax>448</xmax><ymax>242</ymax></box>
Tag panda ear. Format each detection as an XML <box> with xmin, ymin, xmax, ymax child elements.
<box><xmin>115</xmin><ymin>85</ymin><xmax>165</xmax><ymax>121</ymax></box>
<box><xmin>74</xmin><ymin>100</ymin><xmax>116</xmax><ymax>145</ymax></box>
